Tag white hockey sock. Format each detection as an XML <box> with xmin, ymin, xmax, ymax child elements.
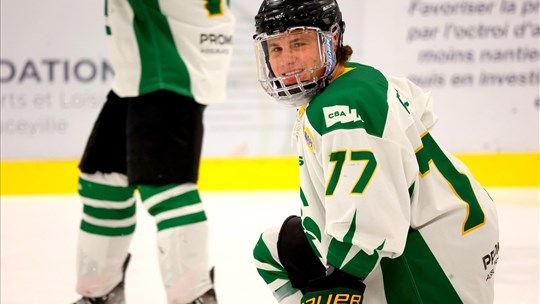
<box><xmin>76</xmin><ymin>172</ymin><xmax>136</xmax><ymax>297</ymax></box>
<box><xmin>139</xmin><ymin>183</ymin><xmax>212</xmax><ymax>304</ymax></box>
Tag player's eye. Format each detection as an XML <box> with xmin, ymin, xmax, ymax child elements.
<box><xmin>269</xmin><ymin>46</ymin><xmax>282</xmax><ymax>53</ymax></box>
<box><xmin>291</xmin><ymin>40</ymin><xmax>307</xmax><ymax>49</ymax></box>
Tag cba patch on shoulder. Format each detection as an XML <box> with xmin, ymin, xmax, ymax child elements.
<box><xmin>323</xmin><ymin>105</ymin><xmax>364</xmax><ymax>128</ymax></box>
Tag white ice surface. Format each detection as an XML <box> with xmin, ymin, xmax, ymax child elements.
<box><xmin>1</xmin><ymin>188</ymin><xmax>538</xmax><ymax>304</ymax></box>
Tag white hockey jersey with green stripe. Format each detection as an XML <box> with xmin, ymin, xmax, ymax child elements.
<box><xmin>105</xmin><ymin>0</ymin><xmax>235</xmax><ymax>104</ymax></box>
<box><xmin>296</xmin><ymin>62</ymin><xmax>499</xmax><ymax>303</ymax></box>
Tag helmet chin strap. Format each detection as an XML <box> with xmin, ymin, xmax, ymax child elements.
<box><xmin>324</xmin><ymin>34</ymin><xmax>337</xmax><ymax>78</ymax></box>
<box><xmin>318</xmin><ymin>29</ymin><xmax>338</xmax><ymax>90</ymax></box>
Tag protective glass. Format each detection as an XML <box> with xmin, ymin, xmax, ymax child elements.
<box><xmin>254</xmin><ymin>27</ymin><xmax>335</xmax><ymax>107</ymax></box>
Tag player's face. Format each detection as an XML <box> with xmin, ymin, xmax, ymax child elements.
<box><xmin>266</xmin><ymin>29</ymin><xmax>325</xmax><ymax>85</ymax></box>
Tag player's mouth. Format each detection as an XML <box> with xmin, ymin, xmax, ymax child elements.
<box><xmin>282</xmin><ymin>70</ymin><xmax>303</xmax><ymax>85</ymax></box>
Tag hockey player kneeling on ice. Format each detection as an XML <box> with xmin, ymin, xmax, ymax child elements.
<box><xmin>251</xmin><ymin>0</ymin><xmax>500</xmax><ymax>303</ymax></box>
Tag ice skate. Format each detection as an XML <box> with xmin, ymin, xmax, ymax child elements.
<box><xmin>72</xmin><ymin>254</ymin><xmax>130</xmax><ymax>304</ymax></box>
<box><xmin>190</xmin><ymin>267</ymin><xmax>217</xmax><ymax>304</ymax></box>
<box><xmin>72</xmin><ymin>281</ymin><xmax>125</xmax><ymax>304</ymax></box>
<box><xmin>191</xmin><ymin>288</ymin><xmax>217</xmax><ymax>304</ymax></box>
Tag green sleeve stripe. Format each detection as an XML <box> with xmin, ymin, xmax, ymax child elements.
<box><xmin>78</xmin><ymin>178</ymin><xmax>135</xmax><ymax>201</ymax></box>
<box><xmin>300</xmin><ymin>188</ymin><xmax>309</xmax><ymax>207</ymax></box>
<box><xmin>274</xmin><ymin>281</ymin><xmax>299</xmax><ymax>301</ymax></box>
<box><xmin>255</xmin><ymin>269</ymin><xmax>289</xmax><ymax>285</ymax></box>
<box><xmin>83</xmin><ymin>203</ymin><xmax>136</xmax><ymax>220</ymax></box>
<box><xmin>80</xmin><ymin>220</ymin><xmax>136</xmax><ymax>236</ymax></box>
<box><xmin>327</xmin><ymin>212</ymin><xmax>381</xmax><ymax>278</ymax></box>
<box><xmin>156</xmin><ymin>211</ymin><xmax>207</xmax><ymax>231</ymax></box>
<box><xmin>339</xmin><ymin>243</ymin><xmax>382</xmax><ymax>279</ymax></box>
<box><xmin>408</xmin><ymin>182</ymin><xmax>415</xmax><ymax>198</ymax></box>
<box><xmin>302</xmin><ymin>216</ymin><xmax>322</xmax><ymax>242</ymax></box>
<box><xmin>253</xmin><ymin>235</ymin><xmax>286</xmax><ymax>273</ymax></box>
<box><xmin>327</xmin><ymin>212</ymin><xmax>356</xmax><ymax>269</ymax></box>
<box><xmin>147</xmin><ymin>190</ymin><xmax>201</xmax><ymax>216</ymax></box>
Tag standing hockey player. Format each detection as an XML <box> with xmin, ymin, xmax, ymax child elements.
<box><xmin>72</xmin><ymin>0</ymin><xmax>234</xmax><ymax>303</ymax></box>
<box><xmin>251</xmin><ymin>0</ymin><xmax>500</xmax><ymax>303</ymax></box>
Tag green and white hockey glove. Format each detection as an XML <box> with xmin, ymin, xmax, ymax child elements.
<box><xmin>301</xmin><ymin>266</ymin><xmax>366</xmax><ymax>304</ymax></box>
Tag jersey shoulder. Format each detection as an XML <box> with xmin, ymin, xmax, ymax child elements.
<box><xmin>306</xmin><ymin>62</ymin><xmax>390</xmax><ymax>138</ymax></box>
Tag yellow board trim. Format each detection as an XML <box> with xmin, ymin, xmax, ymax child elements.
<box><xmin>1</xmin><ymin>153</ymin><xmax>538</xmax><ymax>195</ymax></box>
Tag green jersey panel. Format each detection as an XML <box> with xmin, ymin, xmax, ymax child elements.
<box><xmin>127</xmin><ymin>0</ymin><xmax>191</xmax><ymax>97</ymax></box>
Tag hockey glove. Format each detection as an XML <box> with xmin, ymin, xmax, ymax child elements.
<box><xmin>301</xmin><ymin>266</ymin><xmax>366</xmax><ymax>304</ymax></box>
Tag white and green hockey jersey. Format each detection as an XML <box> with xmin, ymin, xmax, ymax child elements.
<box><xmin>105</xmin><ymin>0</ymin><xmax>235</xmax><ymax>104</ymax></box>
<box><xmin>296</xmin><ymin>62</ymin><xmax>499</xmax><ymax>303</ymax></box>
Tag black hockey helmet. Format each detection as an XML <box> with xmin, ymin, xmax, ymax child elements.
<box><xmin>254</xmin><ymin>0</ymin><xmax>345</xmax><ymax>37</ymax></box>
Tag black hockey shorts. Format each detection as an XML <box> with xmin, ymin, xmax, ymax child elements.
<box><xmin>79</xmin><ymin>90</ymin><xmax>206</xmax><ymax>186</ymax></box>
